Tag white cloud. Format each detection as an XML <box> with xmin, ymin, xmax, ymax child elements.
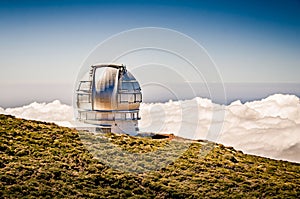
<box><xmin>1</xmin><ymin>94</ymin><xmax>299</xmax><ymax>163</ymax></box>
<box><xmin>139</xmin><ymin>94</ymin><xmax>300</xmax><ymax>163</ymax></box>
<box><xmin>3</xmin><ymin>100</ymin><xmax>74</xmax><ymax>124</ymax></box>
<box><xmin>0</xmin><ymin>107</ymin><xmax>5</xmax><ymax>114</ymax></box>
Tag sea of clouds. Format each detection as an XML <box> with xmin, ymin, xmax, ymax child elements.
<box><xmin>0</xmin><ymin>100</ymin><xmax>74</xmax><ymax>127</ymax></box>
<box><xmin>1</xmin><ymin>94</ymin><xmax>299</xmax><ymax>163</ymax></box>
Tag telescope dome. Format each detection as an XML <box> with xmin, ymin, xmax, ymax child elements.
<box><xmin>75</xmin><ymin>64</ymin><xmax>142</xmax><ymax>135</ymax></box>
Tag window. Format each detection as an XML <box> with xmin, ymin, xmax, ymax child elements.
<box><xmin>120</xmin><ymin>94</ymin><xmax>129</xmax><ymax>103</ymax></box>
<box><xmin>78</xmin><ymin>94</ymin><xmax>90</xmax><ymax>103</ymax></box>
<box><xmin>102</xmin><ymin>113</ymin><xmax>108</xmax><ymax>120</ymax></box>
<box><xmin>135</xmin><ymin>93</ymin><xmax>142</xmax><ymax>102</ymax></box>
<box><xmin>133</xmin><ymin>82</ymin><xmax>140</xmax><ymax>90</ymax></box>
<box><xmin>78</xmin><ymin>81</ymin><xmax>91</xmax><ymax>92</ymax></box>
<box><xmin>126</xmin><ymin>113</ymin><xmax>132</xmax><ymax>120</ymax></box>
<box><xmin>86</xmin><ymin>112</ymin><xmax>96</xmax><ymax>120</ymax></box>
<box><xmin>121</xmin><ymin>113</ymin><xmax>126</xmax><ymax>120</ymax></box>
<box><xmin>115</xmin><ymin>113</ymin><xmax>126</xmax><ymax>120</ymax></box>
<box><xmin>128</xmin><ymin>94</ymin><xmax>134</xmax><ymax>103</ymax></box>
<box><xmin>115</xmin><ymin>113</ymin><xmax>122</xmax><ymax>120</ymax></box>
<box><xmin>96</xmin><ymin>112</ymin><xmax>102</xmax><ymax>120</ymax></box>
<box><xmin>121</xmin><ymin>82</ymin><xmax>133</xmax><ymax>91</ymax></box>
<box><xmin>119</xmin><ymin>94</ymin><xmax>135</xmax><ymax>103</ymax></box>
<box><xmin>107</xmin><ymin>114</ymin><xmax>113</xmax><ymax>120</ymax></box>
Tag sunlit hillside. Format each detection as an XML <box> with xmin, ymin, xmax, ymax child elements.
<box><xmin>1</xmin><ymin>114</ymin><xmax>299</xmax><ymax>198</ymax></box>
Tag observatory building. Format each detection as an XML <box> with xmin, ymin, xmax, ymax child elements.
<box><xmin>76</xmin><ymin>64</ymin><xmax>142</xmax><ymax>135</ymax></box>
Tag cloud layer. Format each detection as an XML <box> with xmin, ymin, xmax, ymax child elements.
<box><xmin>2</xmin><ymin>100</ymin><xmax>74</xmax><ymax>127</ymax></box>
<box><xmin>140</xmin><ymin>94</ymin><xmax>300</xmax><ymax>163</ymax></box>
<box><xmin>1</xmin><ymin>94</ymin><xmax>299</xmax><ymax>163</ymax></box>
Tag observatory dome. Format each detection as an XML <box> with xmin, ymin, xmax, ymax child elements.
<box><xmin>75</xmin><ymin>64</ymin><xmax>142</xmax><ymax>135</ymax></box>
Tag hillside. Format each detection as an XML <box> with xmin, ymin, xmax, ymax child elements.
<box><xmin>0</xmin><ymin>114</ymin><xmax>299</xmax><ymax>198</ymax></box>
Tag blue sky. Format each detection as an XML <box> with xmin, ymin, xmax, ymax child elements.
<box><xmin>0</xmin><ymin>0</ymin><xmax>299</xmax><ymax>106</ymax></box>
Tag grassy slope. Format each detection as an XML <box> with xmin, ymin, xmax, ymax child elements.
<box><xmin>0</xmin><ymin>114</ymin><xmax>299</xmax><ymax>198</ymax></box>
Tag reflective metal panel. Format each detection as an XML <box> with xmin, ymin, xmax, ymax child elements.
<box><xmin>93</xmin><ymin>68</ymin><xmax>118</xmax><ymax>110</ymax></box>
<box><xmin>91</xmin><ymin>64</ymin><xmax>142</xmax><ymax>111</ymax></box>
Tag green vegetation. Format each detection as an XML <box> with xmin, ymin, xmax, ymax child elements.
<box><xmin>1</xmin><ymin>114</ymin><xmax>299</xmax><ymax>198</ymax></box>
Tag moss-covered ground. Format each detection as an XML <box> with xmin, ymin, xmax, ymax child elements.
<box><xmin>0</xmin><ymin>114</ymin><xmax>299</xmax><ymax>198</ymax></box>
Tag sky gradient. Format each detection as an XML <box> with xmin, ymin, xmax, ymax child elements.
<box><xmin>0</xmin><ymin>0</ymin><xmax>299</xmax><ymax>107</ymax></box>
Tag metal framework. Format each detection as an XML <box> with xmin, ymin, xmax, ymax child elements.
<box><xmin>76</xmin><ymin>64</ymin><xmax>142</xmax><ymax>135</ymax></box>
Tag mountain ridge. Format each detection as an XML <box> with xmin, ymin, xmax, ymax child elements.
<box><xmin>1</xmin><ymin>114</ymin><xmax>299</xmax><ymax>198</ymax></box>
